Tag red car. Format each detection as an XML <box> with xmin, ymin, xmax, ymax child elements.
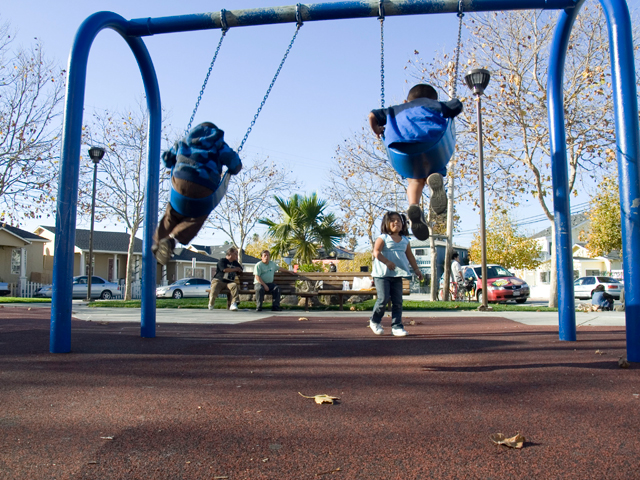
<box><xmin>462</xmin><ymin>264</ymin><xmax>530</xmax><ymax>304</ymax></box>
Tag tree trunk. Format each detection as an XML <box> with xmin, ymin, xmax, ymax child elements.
<box><xmin>428</xmin><ymin>209</ymin><xmax>438</xmax><ymax>301</ymax></box>
<box><xmin>442</xmin><ymin>169</ymin><xmax>455</xmax><ymax>301</ymax></box>
<box><xmin>124</xmin><ymin>226</ymin><xmax>139</xmax><ymax>301</ymax></box>
<box><xmin>548</xmin><ymin>223</ymin><xmax>558</xmax><ymax>308</ymax></box>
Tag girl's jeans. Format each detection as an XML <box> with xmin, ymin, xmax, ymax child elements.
<box><xmin>370</xmin><ymin>276</ymin><xmax>404</xmax><ymax>328</ymax></box>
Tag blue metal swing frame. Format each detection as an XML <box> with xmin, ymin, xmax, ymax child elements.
<box><xmin>51</xmin><ymin>0</ymin><xmax>640</xmax><ymax>362</ymax></box>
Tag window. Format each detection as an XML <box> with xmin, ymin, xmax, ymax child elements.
<box><xmin>540</xmin><ymin>271</ymin><xmax>551</xmax><ymax>283</ymax></box>
<box><xmin>584</xmin><ymin>277</ymin><xmax>596</xmax><ymax>285</ymax></box>
<box><xmin>414</xmin><ymin>249</ymin><xmax>426</xmax><ymax>256</ymax></box>
<box><xmin>11</xmin><ymin>249</ymin><xmax>21</xmax><ymax>275</ymax></box>
<box><xmin>185</xmin><ymin>267</ymin><xmax>205</xmax><ymax>278</ymax></box>
<box><xmin>586</xmin><ymin>269</ymin><xmax>600</xmax><ymax>277</ymax></box>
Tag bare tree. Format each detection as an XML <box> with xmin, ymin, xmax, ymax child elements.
<box><xmin>0</xmin><ymin>21</ymin><xmax>65</xmax><ymax>225</ymax></box>
<box><xmin>206</xmin><ymin>157</ymin><xmax>296</xmax><ymax>256</ymax></box>
<box><xmin>408</xmin><ymin>5</ymin><xmax>627</xmax><ymax>307</ymax></box>
<box><xmin>80</xmin><ymin>100</ymin><xmax>171</xmax><ymax>300</ymax></box>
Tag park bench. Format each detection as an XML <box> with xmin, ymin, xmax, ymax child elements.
<box><xmin>208</xmin><ymin>271</ymin><xmax>411</xmax><ymax>311</ymax></box>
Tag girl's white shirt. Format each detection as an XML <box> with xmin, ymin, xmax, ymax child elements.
<box><xmin>372</xmin><ymin>234</ymin><xmax>413</xmax><ymax>278</ymax></box>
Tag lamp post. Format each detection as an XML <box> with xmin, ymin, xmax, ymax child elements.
<box><xmin>464</xmin><ymin>68</ymin><xmax>491</xmax><ymax>311</ymax></box>
<box><xmin>86</xmin><ymin>146</ymin><xmax>105</xmax><ymax>302</ymax></box>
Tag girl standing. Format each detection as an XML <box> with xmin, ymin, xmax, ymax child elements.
<box><xmin>370</xmin><ymin>211</ymin><xmax>423</xmax><ymax>336</ymax></box>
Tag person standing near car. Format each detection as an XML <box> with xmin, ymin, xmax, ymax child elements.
<box><xmin>208</xmin><ymin>247</ymin><xmax>243</xmax><ymax>311</ymax></box>
<box><xmin>451</xmin><ymin>252</ymin><xmax>463</xmax><ymax>298</ymax></box>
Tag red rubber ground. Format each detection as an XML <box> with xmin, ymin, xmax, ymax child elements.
<box><xmin>1</xmin><ymin>307</ymin><xmax>638</xmax><ymax>479</ymax></box>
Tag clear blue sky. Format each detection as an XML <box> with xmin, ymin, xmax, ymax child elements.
<box><xmin>4</xmin><ymin>1</ymin><xmax>637</xmax><ymax>248</ymax></box>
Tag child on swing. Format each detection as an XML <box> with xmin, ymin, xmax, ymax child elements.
<box><xmin>152</xmin><ymin>122</ymin><xmax>242</xmax><ymax>265</ymax></box>
<box><xmin>368</xmin><ymin>83</ymin><xmax>463</xmax><ymax>241</ymax></box>
<box><xmin>370</xmin><ymin>211</ymin><xmax>423</xmax><ymax>337</ymax></box>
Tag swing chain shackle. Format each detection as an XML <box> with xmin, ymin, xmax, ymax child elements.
<box><xmin>238</xmin><ymin>5</ymin><xmax>304</xmax><ymax>153</ymax></box>
<box><xmin>452</xmin><ymin>0</ymin><xmax>464</xmax><ymax>98</ymax></box>
<box><xmin>185</xmin><ymin>9</ymin><xmax>230</xmax><ymax>134</ymax></box>
<box><xmin>379</xmin><ymin>0</ymin><xmax>385</xmax><ymax>108</ymax></box>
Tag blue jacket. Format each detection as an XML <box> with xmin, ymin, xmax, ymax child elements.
<box><xmin>163</xmin><ymin>122</ymin><xmax>242</xmax><ymax>191</ymax></box>
<box><xmin>592</xmin><ymin>291</ymin><xmax>613</xmax><ymax>308</ymax></box>
<box><xmin>372</xmin><ymin>98</ymin><xmax>463</xmax><ymax>148</ymax></box>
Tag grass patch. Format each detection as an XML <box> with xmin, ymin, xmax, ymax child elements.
<box><xmin>88</xmin><ymin>297</ymin><xmax>557</xmax><ymax>312</ymax></box>
<box><xmin>0</xmin><ymin>297</ymin><xmax>52</xmax><ymax>304</ymax></box>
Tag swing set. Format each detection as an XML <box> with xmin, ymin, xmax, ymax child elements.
<box><xmin>51</xmin><ymin>1</ymin><xmax>640</xmax><ymax>361</ymax></box>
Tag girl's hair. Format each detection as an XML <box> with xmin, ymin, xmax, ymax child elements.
<box><xmin>381</xmin><ymin>211</ymin><xmax>409</xmax><ymax>236</ymax></box>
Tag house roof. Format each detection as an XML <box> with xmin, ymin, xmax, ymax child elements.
<box><xmin>40</xmin><ymin>226</ymin><xmax>143</xmax><ymax>253</ymax></box>
<box><xmin>531</xmin><ymin>212</ymin><xmax>590</xmax><ymax>239</ymax></box>
<box><xmin>173</xmin><ymin>248</ymin><xmax>217</xmax><ymax>263</ymax></box>
<box><xmin>1</xmin><ymin>224</ymin><xmax>48</xmax><ymax>243</ymax></box>
<box><xmin>190</xmin><ymin>244</ymin><xmax>260</xmax><ymax>264</ymax></box>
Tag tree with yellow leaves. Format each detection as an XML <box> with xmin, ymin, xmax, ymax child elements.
<box><xmin>583</xmin><ymin>177</ymin><xmax>621</xmax><ymax>257</ymax></box>
<box><xmin>468</xmin><ymin>212</ymin><xmax>542</xmax><ymax>270</ymax></box>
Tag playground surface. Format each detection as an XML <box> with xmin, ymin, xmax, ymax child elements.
<box><xmin>1</xmin><ymin>305</ymin><xmax>638</xmax><ymax>479</ymax></box>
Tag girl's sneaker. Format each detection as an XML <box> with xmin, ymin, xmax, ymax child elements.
<box><xmin>369</xmin><ymin>321</ymin><xmax>384</xmax><ymax>335</ymax></box>
<box><xmin>427</xmin><ymin>173</ymin><xmax>447</xmax><ymax>215</ymax></box>
<box><xmin>407</xmin><ymin>204</ymin><xmax>429</xmax><ymax>241</ymax></box>
<box><xmin>392</xmin><ymin>326</ymin><xmax>408</xmax><ymax>337</ymax></box>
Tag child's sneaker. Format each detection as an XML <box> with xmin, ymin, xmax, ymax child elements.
<box><xmin>154</xmin><ymin>237</ymin><xmax>175</xmax><ymax>266</ymax></box>
<box><xmin>407</xmin><ymin>204</ymin><xmax>430</xmax><ymax>241</ymax></box>
<box><xmin>229</xmin><ymin>302</ymin><xmax>239</xmax><ymax>311</ymax></box>
<box><xmin>427</xmin><ymin>173</ymin><xmax>447</xmax><ymax>215</ymax></box>
<box><xmin>392</xmin><ymin>326</ymin><xmax>408</xmax><ymax>337</ymax></box>
<box><xmin>369</xmin><ymin>321</ymin><xmax>384</xmax><ymax>335</ymax></box>
<box><xmin>208</xmin><ymin>305</ymin><xmax>214</xmax><ymax>311</ymax></box>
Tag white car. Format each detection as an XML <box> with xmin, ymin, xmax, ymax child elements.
<box><xmin>156</xmin><ymin>278</ymin><xmax>211</xmax><ymax>299</ymax></box>
<box><xmin>574</xmin><ymin>276</ymin><xmax>623</xmax><ymax>300</ymax></box>
<box><xmin>35</xmin><ymin>276</ymin><xmax>121</xmax><ymax>300</ymax></box>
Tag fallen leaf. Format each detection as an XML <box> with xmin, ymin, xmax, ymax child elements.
<box><xmin>595</xmin><ymin>349</ymin><xmax>606</xmax><ymax>355</ymax></box>
<box><xmin>618</xmin><ymin>357</ymin><xmax>631</xmax><ymax>368</ymax></box>
<box><xmin>316</xmin><ymin>467</ymin><xmax>341</xmax><ymax>476</ymax></box>
<box><xmin>299</xmin><ymin>392</ymin><xmax>340</xmax><ymax>405</ymax></box>
<box><xmin>262</xmin><ymin>458</ymin><xmax>269</xmax><ymax>462</ymax></box>
<box><xmin>100</xmin><ymin>436</ymin><xmax>113</xmax><ymax>440</ymax></box>
<box><xmin>87</xmin><ymin>461</ymin><xmax>98</xmax><ymax>465</ymax></box>
<box><xmin>299</xmin><ymin>317</ymin><xmax>309</xmax><ymax>321</ymax></box>
<box><xmin>489</xmin><ymin>432</ymin><xmax>525</xmax><ymax>449</ymax></box>
<box><xmin>27</xmin><ymin>307</ymin><xmax>32</xmax><ymax>311</ymax></box>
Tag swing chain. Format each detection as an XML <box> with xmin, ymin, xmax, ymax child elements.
<box><xmin>185</xmin><ymin>10</ymin><xmax>230</xmax><ymax>134</ymax></box>
<box><xmin>238</xmin><ymin>5</ymin><xmax>304</xmax><ymax>153</ymax></box>
<box><xmin>379</xmin><ymin>1</ymin><xmax>385</xmax><ymax>108</ymax></box>
<box><xmin>452</xmin><ymin>0</ymin><xmax>464</xmax><ymax>99</ymax></box>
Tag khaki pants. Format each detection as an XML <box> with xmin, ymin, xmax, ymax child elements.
<box><xmin>208</xmin><ymin>279</ymin><xmax>239</xmax><ymax>308</ymax></box>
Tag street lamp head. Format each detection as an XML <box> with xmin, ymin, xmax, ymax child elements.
<box><xmin>465</xmin><ymin>68</ymin><xmax>491</xmax><ymax>96</ymax></box>
<box><xmin>88</xmin><ymin>146</ymin><xmax>105</xmax><ymax>164</ymax></box>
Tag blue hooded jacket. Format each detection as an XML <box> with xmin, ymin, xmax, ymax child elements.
<box><xmin>163</xmin><ymin>122</ymin><xmax>242</xmax><ymax>191</ymax></box>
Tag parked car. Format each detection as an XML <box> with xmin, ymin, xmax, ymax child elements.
<box><xmin>462</xmin><ymin>264</ymin><xmax>530</xmax><ymax>304</ymax></box>
<box><xmin>574</xmin><ymin>276</ymin><xmax>623</xmax><ymax>300</ymax></box>
<box><xmin>156</xmin><ymin>277</ymin><xmax>211</xmax><ymax>299</ymax></box>
<box><xmin>0</xmin><ymin>282</ymin><xmax>10</xmax><ymax>296</ymax></box>
<box><xmin>35</xmin><ymin>276</ymin><xmax>121</xmax><ymax>300</ymax></box>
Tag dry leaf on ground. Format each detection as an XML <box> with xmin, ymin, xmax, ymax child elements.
<box><xmin>299</xmin><ymin>317</ymin><xmax>309</xmax><ymax>321</ymax></box>
<box><xmin>489</xmin><ymin>432</ymin><xmax>525</xmax><ymax>448</ymax></box>
<box><xmin>316</xmin><ymin>467</ymin><xmax>341</xmax><ymax>476</ymax></box>
<box><xmin>618</xmin><ymin>357</ymin><xmax>631</xmax><ymax>368</ymax></box>
<box><xmin>298</xmin><ymin>392</ymin><xmax>340</xmax><ymax>404</ymax></box>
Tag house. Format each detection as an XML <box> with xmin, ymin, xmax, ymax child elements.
<box><xmin>160</xmin><ymin>247</ymin><xmax>218</xmax><ymax>285</ymax></box>
<box><xmin>35</xmin><ymin>226</ymin><xmax>144</xmax><ymax>283</ymax></box>
<box><xmin>510</xmin><ymin>212</ymin><xmax>623</xmax><ymax>296</ymax></box>
<box><xmin>189</xmin><ymin>244</ymin><xmax>260</xmax><ymax>272</ymax></box>
<box><xmin>0</xmin><ymin>225</ymin><xmax>49</xmax><ymax>289</ymax></box>
<box><xmin>410</xmin><ymin>235</ymin><xmax>469</xmax><ymax>286</ymax></box>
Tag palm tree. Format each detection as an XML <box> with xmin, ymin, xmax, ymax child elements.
<box><xmin>259</xmin><ymin>193</ymin><xmax>344</xmax><ymax>265</ymax></box>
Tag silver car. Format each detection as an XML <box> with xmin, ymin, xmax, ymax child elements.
<box><xmin>574</xmin><ymin>276</ymin><xmax>623</xmax><ymax>300</ymax></box>
<box><xmin>35</xmin><ymin>276</ymin><xmax>121</xmax><ymax>300</ymax></box>
<box><xmin>156</xmin><ymin>277</ymin><xmax>211</xmax><ymax>299</ymax></box>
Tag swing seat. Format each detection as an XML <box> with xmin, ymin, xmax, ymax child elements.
<box><xmin>170</xmin><ymin>171</ymin><xmax>231</xmax><ymax>218</ymax></box>
<box><xmin>386</xmin><ymin>118</ymin><xmax>456</xmax><ymax>179</ymax></box>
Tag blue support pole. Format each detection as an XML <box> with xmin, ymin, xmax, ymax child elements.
<box><xmin>547</xmin><ymin>1</ymin><xmax>586</xmax><ymax>341</ymax></box>
<box><xmin>50</xmin><ymin>12</ymin><xmax>160</xmax><ymax>352</ymax></box>
<box><xmin>598</xmin><ymin>0</ymin><xmax>640</xmax><ymax>362</ymax></box>
<box><xmin>125</xmin><ymin>0</ymin><xmax>576</xmax><ymax>36</ymax></box>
